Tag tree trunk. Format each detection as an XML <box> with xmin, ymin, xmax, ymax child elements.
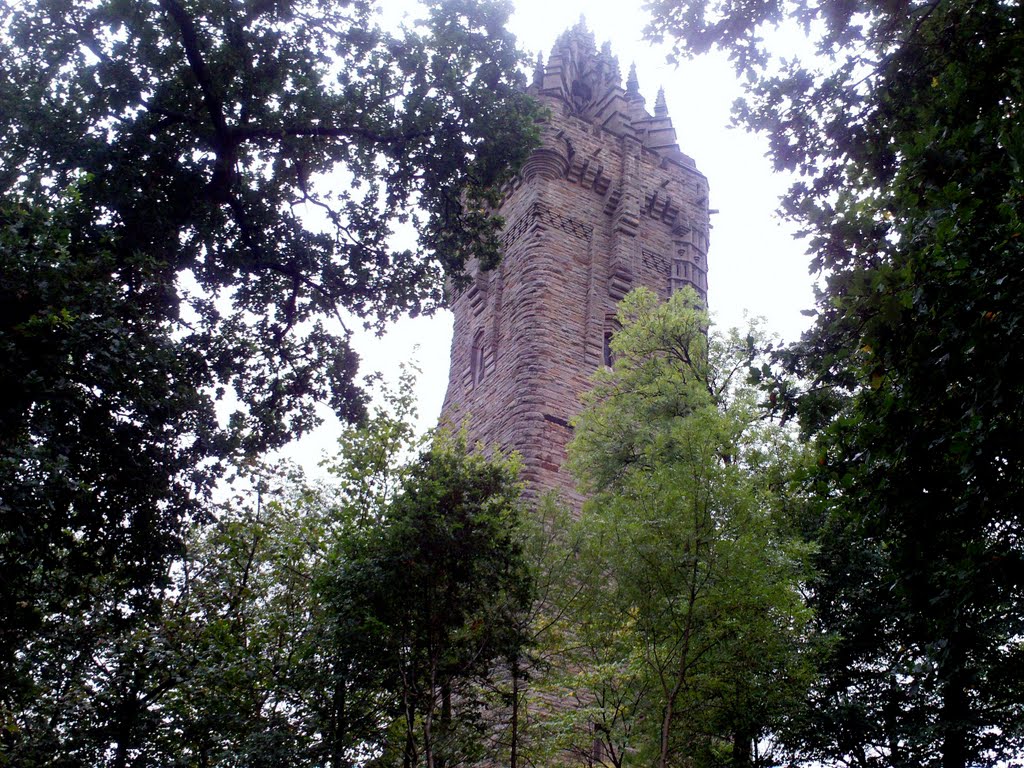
<box><xmin>403</xmin><ymin>683</ymin><xmax>417</xmax><ymax>768</ymax></box>
<box><xmin>732</xmin><ymin>725</ymin><xmax>753</xmax><ymax>767</ymax></box>
<box><xmin>659</xmin><ymin>699</ymin><xmax>674</xmax><ymax>768</ymax></box>
<box><xmin>510</xmin><ymin>655</ymin><xmax>520</xmax><ymax>768</ymax></box>
<box><xmin>437</xmin><ymin>682</ymin><xmax>451</xmax><ymax>768</ymax></box>
<box><xmin>331</xmin><ymin>671</ymin><xmax>348</xmax><ymax>768</ymax></box>
<box><xmin>424</xmin><ymin>666</ymin><xmax>437</xmax><ymax>768</ymax></box>
<box><xmin>112</xmin><ymin>691</ymin><xmax>139</xmax><ymax>768</ymax></box>
<box><xmin>940</xmin><ymin>667</ymin><xmax>969</xmax><ymax>768</ymax></box>
<box><xmin>404</xmin><ymin>726</ymin><xmax>416</xmax><ymax>768</ymax></box>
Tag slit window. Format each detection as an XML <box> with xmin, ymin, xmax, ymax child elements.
<box><xmin>603</xmin><ymin>320</ymin><xmax>620</xmax><ymax>368</ymax></box>
<box><xmin>471</xmin><ymin>330</ymin><xmax>486</xmax><ymax>385</ymax></box>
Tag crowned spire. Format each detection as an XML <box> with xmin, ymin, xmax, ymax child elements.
<box><xmin>654</xmin><ymin>87</ymin><xmax>669</xmax><ymax>117</ymax></box>
<box><xmin>552</xmin><ymin>16</ymin><xmax>595</xmax><ymax>58</ymax></box>
<box><xmin>533</xmin><ymin>27</ymin><xmax>685</xmax><ymax>159</ymax></box>
<box><xmin>626</xmin><ymin>63</ymin><xmax>640</xmax><ymax>96</ymax></box>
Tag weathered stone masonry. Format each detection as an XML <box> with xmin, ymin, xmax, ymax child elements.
<box><xmin>442</xmin><ymin>25</ymin><xmax>710</xmax><ymax>506</ymax></box>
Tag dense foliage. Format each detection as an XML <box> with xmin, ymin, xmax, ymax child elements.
<box><xmin>646</xmin><ymin>0</ymin><xmax>1024</xmax><ymax>765</ymax></box>
<box><xmin>5</xmin><ymin>372</ymin><xmax>534</xmax><ymax>767</ymax></box>
<box><xmin>556</xmin><ymin>288</ymin><xmax>813</xmax><ymax>768</ymax></box>
<box><xmin>326</xmin><ymin>435</ymin><xmax>533</xmax><ymax>768</ymax></box>
<box><xmin>0</xmin><ymin>0</ymin><xmax>540</xmax><ymax>726</ymax></box>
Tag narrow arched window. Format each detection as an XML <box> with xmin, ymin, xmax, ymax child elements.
<box><xmin>471</xmin><ymin>330</ymin><xmax>486</xmax><ymax>385</ymax></box>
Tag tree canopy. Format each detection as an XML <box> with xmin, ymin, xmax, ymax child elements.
<box><xmin>326</xmin><ymin>434</ymin><xmax>533</xmax><ymax>768</ymax></box>
<box><xmin>0</xmin><ymin>0</ymin><xmax>540</xmax><ymax>709</ymax></box>
<box><xmin>561</xmin><ymin>288</ymin><xmax>813</xmax><ymax>768</ymax></box>
<box><xmin>646</xmin><ymin>0</ymin><xmax>1024</xmax><ymax>765</ymax></box>
<box><xmin>5</xmin><ymin>369</ymin><xmax>534</xmax><ymax>767</ymax></box>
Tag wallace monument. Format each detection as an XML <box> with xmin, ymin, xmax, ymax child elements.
<box><xmin>442</xmin><ymin>23</ymin><xmax>710</xmax><ymax>504</ymax></box>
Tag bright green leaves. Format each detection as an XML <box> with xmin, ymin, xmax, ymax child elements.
<box><xmin>563</xmin><ymin>288</ymin><xmax>813</xmax><ymax>768</ymax></box>
<box><xmin>570</xmin><ymin>287</ymin><xmax>713</xmax><ymax>493</ymax></box>
<box><xmin>3</xmin><ymin>370</ymin><xmax>535</xmax><ymax>766</ymax></box>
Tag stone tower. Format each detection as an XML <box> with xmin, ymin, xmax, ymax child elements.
<box><xmin>442</xmin><ymin>24</ymin><xmax>710</xmax><ymax>506</ymax></box>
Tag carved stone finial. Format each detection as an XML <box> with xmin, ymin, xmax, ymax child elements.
<box><xmin>655</xmin><ymin>87</ymin><xmax>669</xmax><ymax>117</ymax></box>
<box><xmin>598</xmin><ymin>41</ymin><xmax>619</xmax><ymax>85</ymax></box>
<box><xmin>533</xmin><ymin>51</ymin><xmax>545</xmax><ymax>88</ymax></box>
<box><xmin>626</xmin><ymin>63</ymin><xmax>640</xmax><ymax>96</ymax></box>
<box><xmin>551</xmin><ymin>17</ymin><xmax>594</xmax><ymax>59</ymax></box>
<box><xmin>607</xmin><ymin>54</ymin><xmax>622</xmax><ymax>87</ymax></box>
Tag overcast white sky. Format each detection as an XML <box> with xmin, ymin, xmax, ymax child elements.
<box><xmin>284</xmin><ymin>0</ymin><xmax>817</xmax><ymax>468</ymax></box>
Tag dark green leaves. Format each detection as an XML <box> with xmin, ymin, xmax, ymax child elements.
<box><xmin>645</xmin><ymin>0</ymin><xmax>1024</xmax><ymax>764</ymax></box>
<box><xmin>0</xmin><ymin>0</ymin><xmax>540</xmax><ymax>756</ymax></box>
<box><xmin>322</xmin><ymin>433</ymin><xmax>534</xmax><ymax>768</ymax></box>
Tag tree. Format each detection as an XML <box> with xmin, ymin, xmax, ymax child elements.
<box><xmin>150</xmin><ymin>371</ymin><xmax>436</xmax><ymax>768</ymax></box>
<box><xmin>0</xmin><ymin>194</ymin><xmax>204</xmax><ymax>742</ymax></box>
<box><xmin>0</xmin><ymin>0</ymin><xmax>540</xmax><ymax>727</ymax></box>
<box><xmin>325</xmin><ymin>433</ymin><xmax>534</xmax><ymax>768</ymax></box>
<box><xmin>645</xmin><ymin>1</ymin><xmax>1024</xmax><ymax>765</ymax></box>
<box><xmin>0</xmin><ymin>370</ymin><xmax>417</xmax><ymax>766</ymax></box>
<box><xmin>4</xmin><ymin>368</ymin><xmax>534</xmax><ymax>767</ymax></box>
<box><xmin>564</xmin><ymin>288</ymin><xmax>812</xmax><ymax>768</ymax></box>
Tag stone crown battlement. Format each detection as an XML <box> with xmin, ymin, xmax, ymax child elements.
<box><xmin>530</xmin><ymin>20</ymin><xmax>695</xmax><ymax>167</ymax></box>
